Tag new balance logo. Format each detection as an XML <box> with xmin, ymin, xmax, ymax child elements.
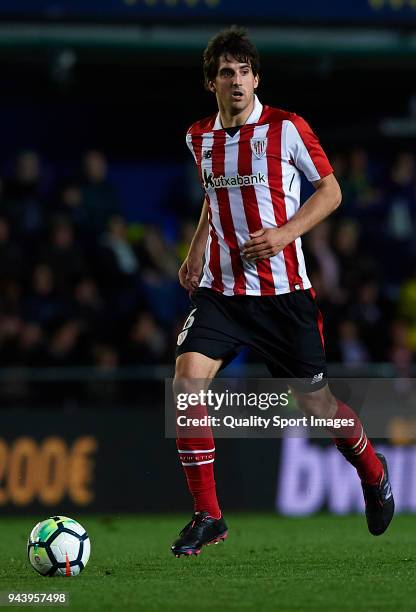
<box><xmin>311</xmin><ymin>372</ymin><xmax>324</xmax><ymax>385</ymax></box>
<box><xmin>202</xmin><ymin>168</ymin><xmax>267</xmax><ymax>190</ymax></box>
<box><xmin>202</xmin><ymin>149</ymin><xmax>212</xmax><ymax>159</ymax></box>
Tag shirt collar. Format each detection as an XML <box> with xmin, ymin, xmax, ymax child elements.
<box><xmin>213</xmin><ymin>94</ymin><xmax>263</xmax><ymax>131</ymax></box>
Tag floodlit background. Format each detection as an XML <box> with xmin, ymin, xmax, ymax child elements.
<box><xmin>0</xmin><ymin>0</ymin><xmax>415</xmax><ymax>515</ymax></box>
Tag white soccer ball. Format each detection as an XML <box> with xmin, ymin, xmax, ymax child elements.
<box><xmin>27</xmin><ymin>516</ymin><xmax>90</xmax><ymax>577</ymax></box>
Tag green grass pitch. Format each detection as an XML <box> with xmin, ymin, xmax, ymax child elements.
<box><xmin>0</xmin><ymin>514</ymin><xmax>415</xmax><ymax>611</ymax></box>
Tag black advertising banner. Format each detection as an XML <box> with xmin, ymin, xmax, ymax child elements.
<box><xmin>0</xmin><ymin>409</ymin><xmax>178</xmax><ymax>514</ymax></box>
<box><xmin>0</xmin><ymin>408</ymin><xmax>415</xmax><ymax>515</ymax></box>
<box><xmin>0</xmin><ymin>408</ymin><xmax>280</xmax><ymax>514</ymax></box>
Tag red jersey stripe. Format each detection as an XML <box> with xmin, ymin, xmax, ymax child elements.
<box><xmin>191</xmin><ymin>134</ymin><xmax>223</xmax><ymax>292</ymax></box>
<box><xmin>289</xmin><ymin>114</ymin><xmax>333</xmax><ymax>179</ymax></box>
<box><xmin>191</xmin><ymin>133</ymin><xmax>203</xmax><ymax>182</ymax></box>
<box><xmin>207</xmin><ymin>198</ymin><xmax>224</xmax><ymax>292</ymax></box>
<box><xmin>238</xmin><ymin>125</ymin><xmax>275</xmax><ymax>295</ymax></box>
<box><xmin>212</xmin><ymin>131</ymin><xmax>246</xmax><ymax>295</ymax></box>
<box><xmin>266</xmin><ymin>120</ymin><xmax>304</xmax><ymax>292</ymax></box>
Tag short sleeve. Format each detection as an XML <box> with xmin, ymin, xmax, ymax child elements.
<box><xmin>185</xmin><ymin>131</ymin><xmax>197</xmax><ymax>162</ymax></box>
<box><xmin>285</xmin><ymin>114</ymin><xmax>333</xmax><ymax>182</ymax></box>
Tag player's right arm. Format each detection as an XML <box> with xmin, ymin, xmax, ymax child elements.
<box><xmin>178</xmin><ymin>198</ymin><xmax>209</xmax><ymax>292</ymax></box>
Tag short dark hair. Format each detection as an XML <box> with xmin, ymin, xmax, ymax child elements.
<box><xmin>203</xmin><ymin>26</ymin><xmax>260</xmax><ymax>90</ymax></box>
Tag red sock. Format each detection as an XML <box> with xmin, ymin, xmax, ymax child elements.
<box><xmin>330</xmin><ymin>400</ymin><xmax>383</xmax><ymax>485</ymax></box>
<box><xmin>176</xmin><ymin>403</ymin><xmax>221</xmax><ymax>519</ymax></box>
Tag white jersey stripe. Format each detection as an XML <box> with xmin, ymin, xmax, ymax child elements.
<box><xmin>177</xmin><ymin>448</ymin><xmax>215</xmax><ymax>454</ymax></box>
<box><xmin>225</xmin><ymin>130</ymin><xmax>261</xmax><ymax>294</ymax></box>
<box><xmin>181</xmin><ymin>459</ymin><xmax>215</xmax><ymax>466</ymax></box>
<box><xmin>203</xmin><ymin>230</ymin><xmax>215</xmax><ymax>287</ymax></box>
<box><xmin>199</xmin><ymin>133</ymin><xmax>235</xmax><ymax>292</ymax></box>
<box><xmin>252</xmin><ymin>123</ymin><xmax>289</xmax><ymax>294</ymax></box>
<box><xmin>281</xmin><ymin>121</ymin><xmax>312</xmax><ymax>290</ymax></box>
<box><xmin>283</xmin><ymin>119</ymin><xmax>321</xmax><ymax>182</ymax></box>
<box><xmin>294</xmin><ymin>238</ymin><xmax>310</xmax><ymax>288</ymax></box>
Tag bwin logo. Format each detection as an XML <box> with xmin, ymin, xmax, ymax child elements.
<box><xmin>202</xmin><ymin>168</ymin><xmax>267</xmax><ymax>190</ymax></box>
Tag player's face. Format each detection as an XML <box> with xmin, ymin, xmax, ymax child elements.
<box><xmin>209</xmin><ymin>55</ymin><xmax>259</xmax><ymax>116</ymax></box>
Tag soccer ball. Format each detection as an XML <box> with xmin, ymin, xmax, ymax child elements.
<box><xmin>27</xmin><ymin>516</ymin><xmax>90</xmax><ymax>577</ymax></box>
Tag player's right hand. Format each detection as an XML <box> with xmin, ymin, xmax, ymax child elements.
<box><xmin>178</xmin><ymin>257</ymin><xmax>201</xmax><ymax>293</ymax></box>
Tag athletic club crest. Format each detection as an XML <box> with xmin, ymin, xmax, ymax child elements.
<box><xmin>250</xmin><ymin>137</ymin><xmax>267</xmax><ymax>159</ymax></box>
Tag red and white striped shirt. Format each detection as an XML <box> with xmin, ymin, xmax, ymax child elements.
<box><xmin>186</xmin><ymin>95</ymin><xmax>333</xmax><ymax>296</ymax></box>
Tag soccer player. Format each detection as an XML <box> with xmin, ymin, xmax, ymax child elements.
<box><xmin>171</xmin><ymin>26</ymin><xmax>394</xmax><ymax>557</ymax></box>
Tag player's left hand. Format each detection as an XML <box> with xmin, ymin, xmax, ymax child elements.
<box><xmin>242</xmin><ymin>228</ymin><xmax>290</xmax><ymax>260</ymax></box>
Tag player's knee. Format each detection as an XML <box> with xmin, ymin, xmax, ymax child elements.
<box><xmin>174</xmin><ymin>355</ymin><xmax>195</xmax><ymax>380</ymax></box>
<box><xmin>173</xmin><ymin>374</ymin><xmax>200</xmax><ymax>400</ymax></box>
<box><xmin>173</xmin><ymin>354</ymin><xmax>218</xmax><ymax>399</ymax></box>
<box><xmin>174</xmin><ymin>352</ymin><xmax>221</xmax><ymax>381</ymax></box>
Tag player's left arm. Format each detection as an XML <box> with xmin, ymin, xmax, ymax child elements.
<box><xmin>243</xmin><ymin>173</ymin><xmax>341</xmax><ymax>260</ymax></box>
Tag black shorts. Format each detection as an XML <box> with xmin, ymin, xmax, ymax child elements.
<box><xmin>176</xmin><ymin>287</ymin><xmax>327</xmax><ymax>392</ymax></box>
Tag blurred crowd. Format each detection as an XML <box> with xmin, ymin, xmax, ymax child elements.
<box><xmin>0</xmin><ymin>147</ymin><xmax>415</xmax><ymax>385</ymax></box>
<box><xmin>305</xmin><ymin>149</ymin><xmax>416</xmax><ymax>375</ymax></box>
<box><xmin>0</xmin><ymin>149</ymin><xmax>188</xmax><ymax>384</ymax></box>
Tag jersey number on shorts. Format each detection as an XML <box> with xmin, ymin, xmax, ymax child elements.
<box><xmin>177</xmin><ymin>308</ymin><xmax>197</xmax><ymax>346</ymax></box>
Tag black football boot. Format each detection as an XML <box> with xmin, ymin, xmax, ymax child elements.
<box><xmin>171</xmin><ymin>511</ymin><xmax>228</xmax><ymax>557</ymax></box>
<box><xmin>362</xmin><ymin>452</ymin><xmax>395</xmax><ymax>536</ymax></box>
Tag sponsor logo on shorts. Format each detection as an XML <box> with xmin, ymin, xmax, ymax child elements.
<box><xmin>311</xmin><ymin>372</ymin><xmax>324</xmax><ymax>385</ymax></box>
<box><xmin>177</xmin><ymin>308</ymin><xmax>197</xmax><ymax>346</ymax></box>
<box><xmin>183</xmin><ymin>308</ymin><xmax>197</xmax><ymax>330</ymax></box>
<box><xmin>177</xmin><ymin>330</ymin><xmax>188</xmax><ymax>346</ymax></box>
